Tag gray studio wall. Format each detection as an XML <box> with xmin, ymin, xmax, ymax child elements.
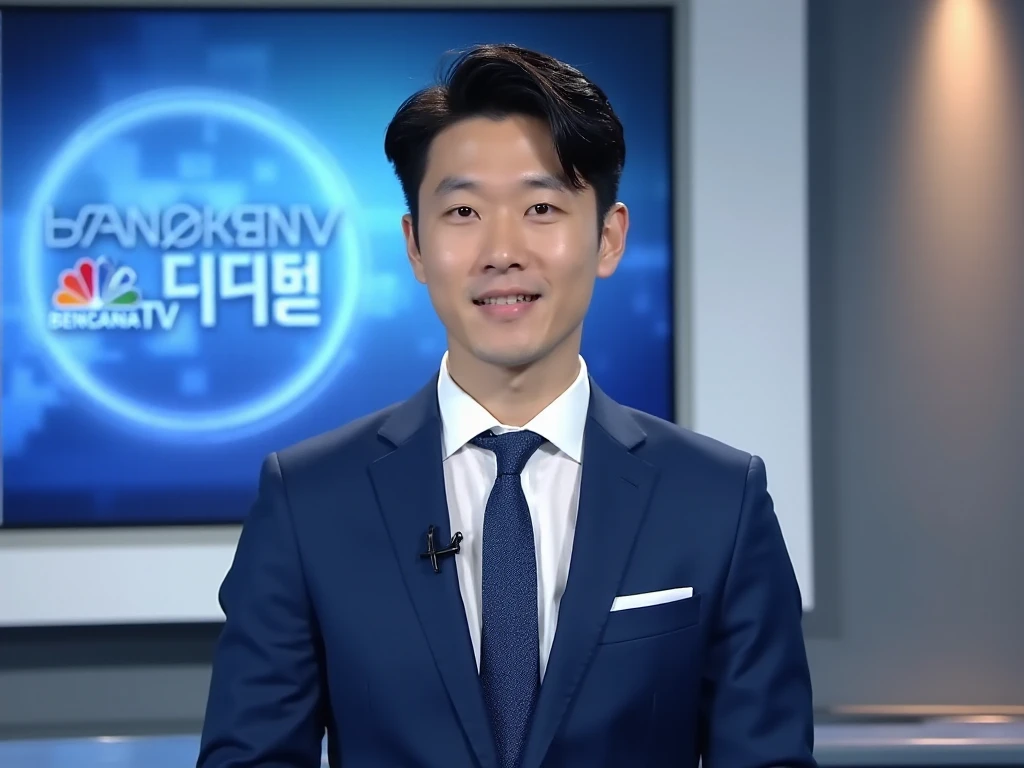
<box><xmin>803</xmin><ymin>0</ymin><xmax>1024</xmax><ymax>707</ymax></box>
<box><xmin>3</xmin><ymin>0</ymin><xmax>1024</xmax><ymax>740</ymax></box>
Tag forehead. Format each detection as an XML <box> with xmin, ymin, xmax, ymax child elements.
<box><xmin>422</xmin><ymin>115</ymin><xmax>563</xmax><ymax>188</ymax></box>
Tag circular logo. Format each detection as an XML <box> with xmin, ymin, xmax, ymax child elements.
<box><xmin>21</xmin><ymin>88</ymin><xmax>366</xmax><ymax>440</ymax></box>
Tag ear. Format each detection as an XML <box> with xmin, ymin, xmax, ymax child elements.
<box><xmin>596</xmin><ymin>202</ymin><xmax>629</xmax><ymax>279</ymax></box>
<box><xmin>401</xmin><ymin>214</ymin><xmax>427</xmax><ymax>284</ymax></box>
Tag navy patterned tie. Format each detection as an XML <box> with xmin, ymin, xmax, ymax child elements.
<box><xmin>471</xmin><ymin>429</ymin><xmax>547</xmax><ymax>768</ymax></box>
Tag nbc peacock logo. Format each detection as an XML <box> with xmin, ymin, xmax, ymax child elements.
<box><xmin>54</xmin><ymin>256</ymin><xmax>141</xmax><ymax>308</ymax></box>
<box><xmin>48</xmin><ymin>256</ymin><xmax>179</xmax><ymax>332</ymax></box>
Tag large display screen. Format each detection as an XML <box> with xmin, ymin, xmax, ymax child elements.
<box><xmin>0</xmin><ymin>8</ymin><xmax>674</xmax><ymax>528</ymax></box>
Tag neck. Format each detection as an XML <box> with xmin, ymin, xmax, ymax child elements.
<box><xmin>445</xmin><ymin>342</ymin><xmax>582</xmax><ymax>427</ymax></box>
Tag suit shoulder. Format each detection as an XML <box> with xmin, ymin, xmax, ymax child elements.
<box><xmin>624</xmin><ymin>407</ymin><xmax>754</xmax><ymax>476</ymax></box>
<box><xmin>272</xmin><ymin>400</ymin><xmax>401</xmax><ymax>478</ymax></box>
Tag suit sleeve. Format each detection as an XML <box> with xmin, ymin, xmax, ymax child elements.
<box><xmin>197</xmin><ymin>453</ymin><xmax>326</xmax><ymax>768</ymax></box>
<box><xmin>699</xmin><ymin>455</ymin><xmax>816</xmax><ymax>768</ymax></box>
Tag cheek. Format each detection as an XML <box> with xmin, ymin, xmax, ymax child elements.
<box><xmin>418</xmin><ymin>245</ymin><xmax>469</xmax><ymax>313</ymax></box>
<box><xmin>421</xmin><ymin>224</ymin><xmax>478</xmax><ymax>272</ymax></box>
<box><xmin>529</xmin><ymin>225</ymin><xmax>600</xmax><ymax>284</ymax></box>
<box><xmin>422</xmin><ymin>263</ymin><xmax>458</xmax><ymax>307</ymax></box>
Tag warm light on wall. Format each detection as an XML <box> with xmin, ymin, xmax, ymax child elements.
<box><xmin>903</xmin><ymin>0</ymin><xmax>1020</xmax><ymax>247</ymax></box>
<box><xmin>925</xmin><ymin>0</ymin><xmax>1004</xmax><ymax>115</ymax></box>
<box><xmin>890</xmin><ymin>0</ymin><xmax>1022</xmax><ymax>426</ymax></box>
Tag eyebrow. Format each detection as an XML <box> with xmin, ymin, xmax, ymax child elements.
<box><xmin>521</xmin><ymin>173</ymin><xmax>571</xmax><ymax>193</ymax></box>
<box><xmin>432</xmin><ymin>173</ymin><xmax>572</xmax><ymax>197</ymax></box>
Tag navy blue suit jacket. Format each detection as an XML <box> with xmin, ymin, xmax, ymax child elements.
<box><xmin>197</xmin><ymin>376</ymin><xmax>815</xmax><ymax>768</ymax></box>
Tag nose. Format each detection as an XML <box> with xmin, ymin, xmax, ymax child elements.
<box><xmin>480</xmin><ymin>209</ymin><xmax>527</xmax><ymax>272</ymax></box>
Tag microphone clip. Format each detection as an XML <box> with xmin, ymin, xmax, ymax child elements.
<box><xmin>420</xmin><ymin>525</ymin><xmax>463</xmax><ymax>574</ymax></box>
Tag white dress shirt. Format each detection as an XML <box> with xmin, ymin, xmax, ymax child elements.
<box><xmin>436</xmin><ymin>353</ymin><xmax>590</xmax><ymax>681</ymax></box>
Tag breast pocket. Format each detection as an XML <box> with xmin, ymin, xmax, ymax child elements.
<box><xmin>599</xmin><ymin>593</ymin><xmax>702</xmax><ymax>644</ymax></box>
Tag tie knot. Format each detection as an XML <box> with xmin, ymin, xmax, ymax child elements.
<box><xmin>471</xmin><ymin>430</ymin><xmax>546</xmax><ymax>476</ymax></box>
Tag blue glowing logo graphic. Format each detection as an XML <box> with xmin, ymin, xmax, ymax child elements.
<box><xmin>21</xmin><ymin>88</ymin><xmax>366</xmax><ymax>439</ymax></box>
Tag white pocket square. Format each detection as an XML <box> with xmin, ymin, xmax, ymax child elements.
<box><xmin>610</xmin><ymin>587</ymin><xmax>694</xmax><ymax>612</ymax></box>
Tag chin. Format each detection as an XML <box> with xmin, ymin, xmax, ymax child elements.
<box><xmin>470</xmin><ymin>344</ymin><xmax>548</xmax><ymax>370</ymax></box>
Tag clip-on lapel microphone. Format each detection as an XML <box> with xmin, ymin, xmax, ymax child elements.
<box><xmin>420</xmin><ymin>525</ymin><xmax>463</xmax><ymax>574</ymax></box>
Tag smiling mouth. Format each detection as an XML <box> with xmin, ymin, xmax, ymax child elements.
<box><xmin>472</xmin><ymin>294</ymin><xmax>541</xmax><ymax>306</ymax></box>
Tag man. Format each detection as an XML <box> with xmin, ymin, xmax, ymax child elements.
<box><xmin>197</xmin><ymin>44</ymin><xmax>815</xmax><ymax>768</ymax></box>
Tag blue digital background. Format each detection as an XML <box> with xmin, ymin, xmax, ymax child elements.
<box><xmin>0</xmin><ymin>8</ymin><xmax>674</xmax><ymax>527</ymax></box>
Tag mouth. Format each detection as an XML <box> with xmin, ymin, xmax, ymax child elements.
<box><xmin>472</xmin><ymin>294</ymin><xmax>541</xmax><ymax>306</ymax></box>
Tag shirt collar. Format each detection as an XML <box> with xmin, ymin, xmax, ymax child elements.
<box><xmin>436</xmin><ymin>352</ymin><xmax>590</xmax><ymax>463</ymax></box>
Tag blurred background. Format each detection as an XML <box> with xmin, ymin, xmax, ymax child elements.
<box><xmin>1</xmin><ymin>0</ymin><xmax>1022</xmax><ymax>766</ymax></box>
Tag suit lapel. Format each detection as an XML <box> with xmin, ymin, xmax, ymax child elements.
<box><xmin>520</xmin><ymin>383</ymin><xmax>658</xmax><ymax>768</ymax></box>
<box><xmin>368</xmin><ymin>378</ymin><xmax>497</xmax><ymax>768</ymax></box>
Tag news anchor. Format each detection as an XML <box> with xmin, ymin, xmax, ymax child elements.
<box><xmin>197</xmin><ymin>44</ymin><xmax>815</xmax><ymax>768</ymax></box>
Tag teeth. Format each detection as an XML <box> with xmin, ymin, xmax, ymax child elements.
<box><xmin>480</xmin><ymin>294</ymin><xmax>536</xmax><ymax>305</ymax></box>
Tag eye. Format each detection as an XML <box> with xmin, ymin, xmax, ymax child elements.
<box><xmin>447</xmin><ymin>206</ymin><xmax>476</xmax><ymax>218</ymax></box>
<box><xmin>528</xmin><ymin>203</ymin><xmax>553</xmax><ymax>216</ymax></box>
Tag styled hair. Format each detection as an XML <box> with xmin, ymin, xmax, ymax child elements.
<box><xmin>383</xmin><ymin>43</ymin><xmax>626</xmax><ymax>239</ymax></box>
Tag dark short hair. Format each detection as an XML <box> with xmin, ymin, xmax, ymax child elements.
<box><xmin>383</xmin><ymin>43</ymin><xmax>626</xmax><ymax>238</ymax></box>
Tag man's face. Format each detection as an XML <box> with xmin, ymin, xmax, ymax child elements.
<box><xmin>402</xmin><ymin>115</ymin><xmax>627</xmax><ymax>371</ymax></box>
